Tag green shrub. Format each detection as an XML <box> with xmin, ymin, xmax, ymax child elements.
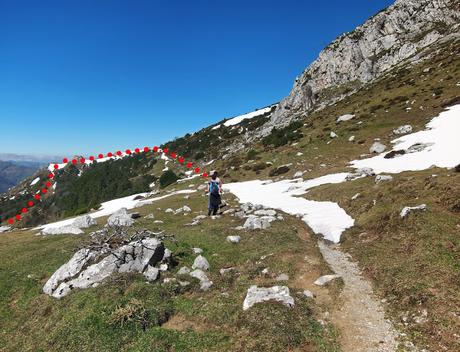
<box><xmin>262</xmin><ymin>120</ymin><xmax>303</xmax><ymax>148</ymax></box>
<box><xmin>159</xmin><ymin>170</ymin><xmax>179</xmax><ymax>188</ymax></box>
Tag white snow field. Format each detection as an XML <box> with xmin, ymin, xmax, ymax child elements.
<box><xmin>225</xmin><ymin>173</ymin><xmax>354</xmax><ymax>243</ymax></box>
<box><xmin>226</xmin><ymin>105</ymin><xmax>460</xmax><ymax>242</ymax></box>
<box><xmin>351</xmin><ymin>104</ymin><xmax>460</xmax><ymax>173</ymax></box>
<box><xmin>38</xmin><ymin>190</ymin><xmax>195</xmax><ymax>232</ymax></box>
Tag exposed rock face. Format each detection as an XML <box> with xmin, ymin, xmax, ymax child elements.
<box><xmin>264</xmin><ymin>0</ymin><xmax>459</xmax><ymax>131</ymax></box>
<box><xmin>243</xmin><ymin>285</ymin><xmax>295</xmax><ymax>310</ymax></box>
<box><xmin>44</xmin><ymin>237</ymin><xmax>164</xmax><ymax>298</ymax></box>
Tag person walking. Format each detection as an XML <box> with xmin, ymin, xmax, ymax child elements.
<box><xmin>207</xmin><ymin>171</ymin><xmax>222</xmax><ymax>216</ymax></box>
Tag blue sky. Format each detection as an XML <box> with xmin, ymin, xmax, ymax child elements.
<box><xmin>0</xmin><ymin>0</ymin><xmax>393</xmax><ymax>157</ymax></box>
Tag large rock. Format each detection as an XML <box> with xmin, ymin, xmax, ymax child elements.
<box><xmin>243</xmin><ymin>215</ymin><xmax>273</xmax><ymax>230</ymax></box>
<box><xmin>314</xmin><ymin>274</ymin><xmax>341</xmax><ymax>286</ymax></box>
<box><xmin>41</xmin><ymin>225</ymin><xmax>84</xmax><ymax>236</ymax></box>
<box><xmin>107</xmin><ymin>208</ymin><xmax>134</xmax><ymax>227</ymax></box>
<box><xmin>370</xmin><ymin>142</ymin><xmax>387</xmax><ymax>154</ymax></box>
<box><xmin>375</xmin><ymin>175</ymin><xmax>393</xmax><ymax>184</ymax></box>
<box><xmin>243</xmin><ymin>285</ymin><xmax>295</xmax><ymax>310</ymax></box>
<box><xmin>44</xmin><ymin>237</ymin><xmax>164</xmax><ymax>298</ymax></box>
<box><xmin>192</xmin><ymin>255</ymin><xmax>210</xmax><ymax>271</ymax></box>
<box><xmin>253</xmin><ymin>209</ymin><xmax>277</xmax><ymax>217</ymax></box>
<box><xmin>189</xmin><ymin>269</ymin><xmax>213</xmax><ymax>291</ymax></box>
<box><xmin>73</xmin><ymin>215</ymin><xmax>97</xmax><ymax>229</ymax></box>
<box><xmin>400</xmin><ymin>204</ymin><xmax>427</xmax><ymax>218</ymax></box>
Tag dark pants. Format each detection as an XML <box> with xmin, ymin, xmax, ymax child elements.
<box><xmin>208</xmin><ymin>193</ymin><xmax>221</xmax><ymax>216</ymax></box>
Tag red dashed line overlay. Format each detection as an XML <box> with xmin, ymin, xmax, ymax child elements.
<box><xmin>2</xmin><ymin>146</ymin><xmax>209</xmax><ymax>226</ymax></box>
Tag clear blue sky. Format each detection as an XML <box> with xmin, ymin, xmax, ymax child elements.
<box><xmin>0</xmin><ymin>0</ymin><xmax>393</xmax><ymax>157</ymax></box>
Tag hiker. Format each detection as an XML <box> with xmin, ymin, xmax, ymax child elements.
<box><xmin>207</xmin><ymin>171</ymin><xmax>222</xmax><ymax>216</ymax></box>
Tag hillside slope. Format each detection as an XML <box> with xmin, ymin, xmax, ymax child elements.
<box><xmin>0</xmin><ymin>161</ymin><xmax>38</xmax><ymax>194</ymax></box>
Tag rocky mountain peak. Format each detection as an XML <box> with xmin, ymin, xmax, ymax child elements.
<box><xmin>266</xmin><ymin>0</ymin><xmax>459</xmax><ymax>130</ymax></box>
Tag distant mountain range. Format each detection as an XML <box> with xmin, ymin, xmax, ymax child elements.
<box><xmin>0</xmin><ymin>160</ymin><xmax>41</xmax><ymax>194</ymax></box>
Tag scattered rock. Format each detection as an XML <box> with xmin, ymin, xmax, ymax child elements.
<box><xmin>348</xmin><ymin>135</ymin><xmax>355</xmax><ymax>142</ymax></box>
<box><xmin>393</xmin><ymin>125</ymin><xmax>413</xmax><ymax>135</ymax></box>
<box><xmin>346</xmin><ymin>167</ymin><xmax>375</xmax><ymax>181</ymax></box>
<box><xmin>337</xmin><ymin>114</ymin><xmax>355</xmax><ymax>122</ymax></box>
<box><xmin>143</xmin><ymin>266</ymin><xmax>159</xmax><ymax>281</ymax></box>
<box><xmin>197</xmin><ymin>184</ymin><xmax>207</xmax><ymax>191</ymax></box>
<box><xmin>302</xmin><ymin>290</ymin><xmax>315</xmax><ymax>298</ymax></box>
<box><xmin>175</xmin><ymin>205</ymin><xmax>191</xmax><ymax>214</ymax></box>
<box><xmin>243</xmin><ymin>215</ymin><xmax>272</xmax><ymax>230</ymax></box>
<box><xmin>330</xmin><ymin>131</ymin><xmax>338</xmax><ymax>138</ymax></box>
<box><xmin>192</xmin><ymin>247</ymin><xmax>203</xmax><ymax>254</ymax></box>
<box><xmin>130</xmin><ymin>212</ymin><xmax>141</xmax><ymax>219</ymax></box>
<box><xmin>73</xmin><ymin>215</ymin><xmax>97</xmax><ymax>229</ymax></box>
<box><xmin>177</xmin><ymin>266</ymin><xmax>191</xmax><ymax>275</ymax></box>
<box><xmin>314</xmin><ymin>274</ymin><xmax>341</xmax><ymax>286</ymax></box>
<box><xmin>165</xmin><ymin>208</ymin><xmax>174</xmax><ymax>213</ymax></box>
<box><xmin>293</xmin><ymin>171</ymin><xmax>304</xmax><ymax>178</ymax></box>
<box><xmin>269</xmin><ymin>165</ymin><xmax>290</xmax><ymax>177</ymax></box>
<box><xmin>144</xmin><ymin>213</ymin><xmax>155</xmax><ymax>219</ymax></box>
<box><xmin>243</xmin><ymin>285</ymin><xmax>295</xmax><ymax>310</ymax></box>
<box><xmin>351</xmin><ymin>193</ymin><xmax>361</xmax><ymax>200</ymax></box>
<box><xmin>275</xmin><ymin>273</ymin><xmax>289</xmax><ymax>281</ymax></box>
<box><xmin>253</xmin><ymin>209</ymin><xmax>277</xmax><ymax>216</ymax></box>
<box><xmin>107</xmin><ymin>208</ymin><xmax>135</xmax><ymax>227</ymax></box>
<box><xmin>375</xmin><ymin>175</ymin><xmax>393</xmax><ymax>184</ymax></box>
<box><xmin>189</xmin><ymin>269</ymin><xmax>213</xmax><ymax>290</ymax></box>
<box><xmin>154</xmin><ymin>220</ymin><xmax>163</xmax><ymax>224</ymax></box>
<box><xmin>369</xmin><ymin>142</ymin><xmax>387</xmax><ymax>154</ymax></box>
<box><xmin>226</xmin><ymin>235</ymin><xmax>241</xmax><ymax>244</ymax></box>
<box><xmin>192</xmin><ymin>255</ymin><xmax>210</xmax><ymax>271</ymax></box>
<box><xmin>400</xmin><ymin>204</ymin><xmax>427</xmax><ymax>218</ymax></box>
<box><xmin>222</xmin><ymin>209</ymin><xmax>236</xmax><ymax>215</ymax></box>
<box><xmin>219</xmin><ymin>267</ymin><xmax>235</xmax><ymax>276</ymax></box>
<box><xmin>194</xmin><ymin>215</ymin><xmax>207</xmax><ymax>220</ymax></box>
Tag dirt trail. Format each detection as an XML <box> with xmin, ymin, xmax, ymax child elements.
<box><xmin>318</xmin><ymin>240</ymin><xmax>399</xmax><ymax>352</ymax></box>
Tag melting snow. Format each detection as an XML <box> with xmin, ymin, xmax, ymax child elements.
<box><xmin>30</xmin><ymin>177</ymin><xmax>40</xmax><ymax>186</ymax></box>
<box><xmin>223</xmin><ymin>106</ymin><xmax>274</xmax><ymax>127</ymax></box>
<box><xmin>225</xmin><ymin>173</ymin><xmax>354</xmax><ymax>243</ymax></box>
<box><xmin>351</xmin><ymin>105</ymin><xmax>460</xmax><ymax>173</ymax></box>
<box><xmin>38</xmin><ymin>190</ymin><xmax>196</xmax><ymax>232</ymax></box>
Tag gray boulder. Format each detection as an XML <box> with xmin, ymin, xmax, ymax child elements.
<box><xmin>107</xmin><ymin>208</ymin><xmax>134</xmax><ymax>227</ymax></box>
<box><xmin>254</xmin><ymin>209</ymin><xmax>277</xmax><ymax>217</ymax></box>
<box><xmin>143</xmin><ymin>266</ymin><xmax>159</xmax><ymax>281</ymax></box>
<box><xmin>189</xmin><ymin>269</ymin><xmax>213</xmax><ymax>291</ymax></box>
<box><xmin>370</xmin><ymin>142</ymin><xmax>387</xmax><ymax>154</ymax></box>
<box><xmin>393</xmin><ymin>125</ymin><xmax>413</xmax><ymax>135</ymax></box>
<box><xmin>314</xmin><ymin>274</ymin><xmax>341</xmax><ymax>286</ymax></box>
<box><xmin>177</xmin><ymin>266</ymin><xmax>191</xmax><ymax>275</ymax></box>
<box><xmin>400</xmin><ymin>204</ymin><xmax>427</xmax><ymax>218</ymax></box>
<box><xmin>73</xmin><ymin>215</ymin><xmax>97</xmax><ymax>229</ymax></box>
<box><xmin>192</xmin><ymin>255</ymin><xmax>210</xmax><ymax>271</ymax></box>
<box><xmin>226</xmin><ymin>235</ymin><xmax>241</xmax><ymax>244</ymax></box>
<box><xmin>44</xmin><ymin>237</ymin><xmax>164</xmax><ymax>298</ymax></box>
<box><xmin>243</xmin><ymin>285</ymin><xmax>294</xmax><ymax>310</ymax></box>
<box><xmin>337</xmin><ymin>114</ymin><xmax>355</xmax><ymax>122</ymax></box>
<box><xmin>375</xmin><ymin>175</ymin><xmax>393</xmax><ymax>184</ymax></box>
<box><xmin>243</xmin><ymin>215</ymin><xmax>272</xmax><ymax>230</ymax></box>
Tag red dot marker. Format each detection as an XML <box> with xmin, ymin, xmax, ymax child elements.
<box><xmin>153</xmin><ymin>146</ymin><xmax>159</xmax><ymax>152</ymax></box>
<box><xmin>15</xmin><ymin>215</ymin><xmax>21</xmax><ymax>221</ymax></box>
<box><xmin>143</xmin><ymin>147</ymin><xmax>149</xmax><ymax>153</ymax></box>
<box><xmin>135</xmin><ymin>148</ymin><xmax>140</xmax><ymax>154</ymax></box>
<box><xmin>45</xmin><ymin>181</ymin><xmax>52</xmax><ymax>188</ymax></box>
<box><xmin>48</xmin><ymin>173</ymin><xmax>54</xmax><ymax>179</ymax></box>
<box><xmin>186</xmin><ymin>162</ymin><xmax>192</xmax><ymax>169</ymax></box>
<box><xmin>178</xmin><ymin>157</ymin><xmax>185</xmax><ymax>164</ymax></box>
<box><xmin>72</xmin><ymin>159</ymin><xmax>77</xmax><ymax>165</ymax></box>
<box><xmin>163</xmin><ymin>148</ymin><xmax>169</xmax><ymax>154</ymax></box>
<box><xmin>28</xmin><ymin>201</ymin><xmax>34</xmax><ymax>207</ymax></box>
<box><xmin>80</xmin><ymin>157</ymin><xmax>85</xmax><ymax>163</ymax></box>
<box><xmin>202</xmin><ymin>172</ymin><xmax>208</xmax><ymax>178</ymax></box>
<box><xmin>53</xmin><ymin>164</ymin><xmax>59</xmax><ymax>170</ymax></box>
<box><xmin>194</xmin><ymin>167</ymin><xmax>201</xmax><ymax>173</ymax></box>
<box><xmin>8</xmin><ymin>219</ymin><xmax>14</xmax><ymax>225</ymax></box>
<box><xmin>41</xmin><ymin>189</ymin><xmax>47</xmax><ymax>194</ymax></box>
<box><xmin>116</xmin><ymin>151</ymin><xmax>122</xmax><ymax>156</ymax></box>
<box><xmin>98</xmin><ymin>153</ymin><xmax>104</xmax><ymax>159</ymax></box>
<box><xmin>34</xmin><ymin>194</ymin><xmax>41</xmax><ymax>200</ymax></box>
<box><xmin>107</xmin><ymin>152</ymin><xmax>113</xmax><ymax>157</ymax></box>
<box><xmin>63</xmin><ymin>158</ymin><xmax>68</xmax><ymax>163</ymax></box>
<box><xmin>170</xmin><ymin>152</ymin><xmax>177</xmax><ymax>159</ymax></box>
<box><xmin>125</xmin><ymin>149</ymin><xmax>131</xmax><ymax>155</ymax></box>
<box><xmin>89</xmin><ymin>156</ymin><xmax>95</xmax><ymax>161</ymax></box>
<box><xmin>21</xmin><ymin>208</ymin><xmax>27</xmax><ymax>213</ymax></box>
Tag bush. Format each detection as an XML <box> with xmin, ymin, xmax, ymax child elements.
<box><xmin>159</xmin><ymin>170</ymin><xmax>179</xmax><ymax>188</ymax></box>
<box><xmin>262</xmin><ymin>121</ymin><xmax>303</xmax><ymax>148</ymax></box>
<box><xmin>246</xmin><ymin>149</ymin><xmax>259</xmax><ymax>161</ymax></box>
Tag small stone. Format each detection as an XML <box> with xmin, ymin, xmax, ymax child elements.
<box><xmin>375</xmin><ymin>175</ymin><xmax>393</xmax><ymax>184</ymax></box>
<box><xmin>189</xmin><ymin>269</ymin><xmax>213</xmax><ymax>290</ymax></box>
<box><xmin>400</xmin><ymin>204</ymin><xmax>427</xmax><ymax>218</ymax></box>
<box><xmin>314</xmin><ymin>274</ymin><xmax>341</xmax><ymax>286</ymax></box>
<box><xmin>275</xmin><ymin>273</ymin><xmax>289</xmax><ymax>281</ymax></box>
<box><xmin>302</xmin><ymin>290</ymin><xmax>314</xmax><ymax>298</ymax></box>
<box><xmin>177</xmin><ymin>266</ymin><xmax>191</xmax><ymax>275</ymax></box>
<box><xmin>370</xmin><ymin>142</ymin><xmax>387</xmax><ymax>154</ymax></box>
<box><xmin>192</xmin><ymin>255</ymin><xmax>210</xmax><ymax>271</ymax></box>
<box><xmin>143</xmin><ymin>266</ymin><xmax>159</xmax><ymax>282</ymax></box>
<box><xmin>348</xmin><ymin>135</ymin><xmax>355</xmax><ymax>142</ymax></box>
<box><xmin>243</xmin><ymin>285</ymin><xmax>294</xmax><ymax>310</ymax></box>
<box><xmin>330</xmin><ymin>131</ymin><xmax>338</xmax><ymax>138</ymax></box>
<box><xmin>393</xmin><ymin>125</ymin><xmax>413</xmax><ymax>135</ymax></box>
<box><xmin>192</xmin><ymin>247</ymin><xmax>203</xmax><ymax>254</ymax></box>
<box><xmin>337</xmin><ymin>114</ymin><xmax>355</xmax><ymax>122</ymax></box>
<box><xmin>226</xmin><ymin>235</ymin><xmax>241</xmax><ymax>243</ymax></box>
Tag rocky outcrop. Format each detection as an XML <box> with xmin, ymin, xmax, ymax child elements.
<box><xmin>43</xmin><ymin>236</ymin><xmax>164</xmax><ymax>298</ymax></box>
<box><xmin>107</xmin><ymin>208</ymin><xmax>135</xmax><ymax>227</ymax></box>
<box><xmin>264</xmin><ymin>0</ymin><xmax>459</xmax><ymax>131</ymax></box>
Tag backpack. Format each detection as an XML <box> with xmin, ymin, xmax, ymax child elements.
<box><xmin>209</xmin><ymin>180</ymin><xmax>220</xmax><ymax>196</ymax></box>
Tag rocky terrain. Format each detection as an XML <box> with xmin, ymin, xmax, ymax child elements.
<box><xmin>0</xmin><ymin>1</ymin><xmax>459</xmax><ymax>351</ymax></box>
